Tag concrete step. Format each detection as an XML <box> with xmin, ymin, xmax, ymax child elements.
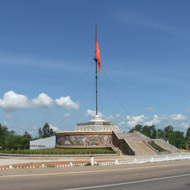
<box><xmin>115</xmin><ymin>132</ymin><xmax>179</xmax><ymax>156</ymax></box>
<box><xmin>154</xmin><ymin>139</ymin><xmax>180</xmax><ymax>153</ymax></box>
<box><xmin>127</xmin><ymin>140</ymin><xmax>157</xmax><ymax>156</ymax></box>
<box><xmin>117</xmin><ymin>133</ymin><xmax>147</xmax><ymax>141</ymax></box>
<box><xmin>116</xmin><ymin>132</ymin><xmax>157</xmax><ymax>156</ymax></box>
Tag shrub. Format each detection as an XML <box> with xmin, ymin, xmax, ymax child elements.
<box><xmin>0</xmin><ymin>148</ymin><xmax>116</xmax><ymax>155</ymax></box>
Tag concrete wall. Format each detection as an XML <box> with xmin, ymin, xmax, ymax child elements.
<box><xmin>112</xmin><ymin>132</ymin><xmax>135</xmax><ymax>155</ymax></box>
<box><xmin>30</xmin><ymin>136</ymin><xmax>56</xmax><ymax>150</ymax></box>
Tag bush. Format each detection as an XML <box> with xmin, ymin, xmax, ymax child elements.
<box><xmin>0</xmin><ymin>148</ymin><xmax>116</xmax><ymax>155</ymax></box>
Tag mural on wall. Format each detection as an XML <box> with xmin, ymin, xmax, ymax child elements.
<box><xmin>56</xmin><ymin>134</ymin><xmax>112</xmax><ymax>147</ymax></box>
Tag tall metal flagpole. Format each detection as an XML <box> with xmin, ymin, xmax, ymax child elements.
<box><xmin>95</xmin><ymin>24</ymin><xmax>98</xmax><ymax>116</ymax></box>
<box><xmin>95</xmin><ymin>58</ymin><xmax>98</xmax><ymax>116</ymax></box>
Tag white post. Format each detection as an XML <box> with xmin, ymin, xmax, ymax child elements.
<box><xmin>115</xmin><ymin>160</ymin><xmax>119</xmax><ymax>165</ymax></box>
<box><xmin>90</xmin><ymin>155</ymin><xmax>94</xmax><ymax>166</ymax></box>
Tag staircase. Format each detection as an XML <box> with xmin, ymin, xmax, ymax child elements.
<box><xmin>130</xmin><ymin>141</ymin><xmax>157</xmax><ymax>156</ymax></box>
<box><xmin>113</xmin><ymin>131</ymin><xmax>181</xmax><ymax>156</ymax></box>
<box><xmin>116</xmin><ymin>132</ymin><xmax>157</xmax><ymax>156</ymax></box>
<box><xmin>153</xmin><ymin>139</ymin><xmax>181</xmax><ymax>153</ymax></box>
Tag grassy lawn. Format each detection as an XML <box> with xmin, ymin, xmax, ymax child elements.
<box><xmin>148</xmin><ymin>141</ymin><xmax>168</xmax><ymax>152</ymax></box>
<box><xmin>0</xmin><ymin>148</ymin><xmax>116</xmax><ymax>155</ymax></box>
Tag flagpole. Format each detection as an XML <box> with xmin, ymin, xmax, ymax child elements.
<box><xmin>95</xmin><ymin>24</ymin><xmax>98</xmax><ymax>116</ymax></box>
<box><xmin>95</xmin><ymin>58</ymin><xmax>98</xmax><ymax>116</ymax></box>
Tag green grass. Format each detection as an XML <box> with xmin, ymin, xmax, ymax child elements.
<box><xmin>0</xmin><ymin>148</ymin><xmax>116</xmax><ymax>155</ymax></box>
<box><xmin>148</xmin><ymin>141</ymin><xmax>168</xmax><ymax>152</ymax></box>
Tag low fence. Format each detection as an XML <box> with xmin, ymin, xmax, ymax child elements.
<box><xmin>98</xmin><ymin>154</ymin><xmax>190</xmax><ymax>165</ymax></box>
<box><xmin>1</xmin><ymin>154</ymin><xmax>190</xmax><ymax>170</ymax></box>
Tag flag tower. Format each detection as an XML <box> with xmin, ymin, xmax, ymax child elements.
<box><xmin>94</xmin><ymin>24</ymin><xmax>101</xmax><ymax>116</ymax></box>
<box><xmin>75</xmin><ymin>25</ymin><xmax>120</xmax><ymax>132</ymax></box>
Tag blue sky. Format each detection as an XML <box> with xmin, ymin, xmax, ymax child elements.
<box><xmin>0</xmin><ymin>0</ymin><xmax>190</xmax><ymax>136</ymax></box>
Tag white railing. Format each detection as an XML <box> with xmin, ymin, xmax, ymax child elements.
<box><xmin>98</xmin><ymin>154</ymin><xmax>190</xmax><ymax>165</ymax></box>
<box><xmin>1</xmin><ymin>154</ymin><xmax>190</xmax><ymax>170</ymax></box>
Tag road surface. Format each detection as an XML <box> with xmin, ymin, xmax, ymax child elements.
<box><xmin>0</xmin><ymin>160</ymin><xmax>190</xmax><ymax>190</ymax></box>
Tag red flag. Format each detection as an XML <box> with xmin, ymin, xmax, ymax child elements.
<box><xmin>95</xmin><ymin>25</ymin><xmax>101</xmax><ymax>72</ymax></box>
<box><xmin>95</xmin><ymin>40</ymin><xmax>101</xmax><ymax>72</ymax></box>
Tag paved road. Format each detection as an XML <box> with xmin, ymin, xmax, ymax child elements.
<box><xmin>0</xmin><ymin>160</ymin><xmax>190</xmax><ymax>190</ymax></box>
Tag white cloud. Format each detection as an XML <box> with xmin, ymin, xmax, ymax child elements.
<box><xmin>170</xmin><ymin>114</ymin><xmax>186</xmax><ymax>121</ymax></box>
<box><xmin>49</xmin><ymin>124</ymin><xmax>60</xmax><ymax>132</ymax></box>
<box><xmin>118</xmin><ymin>113</ymin><xmax>188</xmax><ymax>131</ymax></box>
<box><xmin>32</xmin><ymin>93</ymin><xmax>53</xmax><ymax>108</ymax></box>
<box><xmin>180</xmin><ymin>123</ymin><xmax>190</xmax><ymax>129</ymax></box>
<box><xmin>3</xmin><ymin>121</ymin><xmax>8</xmax><ymax>126</ymax></box>
<box><xmin>85</xmin><ymin>109</ymin><xmax>103</xmax><ymax>118</ymax></box>
<box><xmin>125</xmin><ymin>115</ymin><xmax>146</xmax><ymax>127</ymax></box>
<box><xmin>85</xmin><ymin>109</ymin><xmax>96</xmax><ymax>117</ymax></box>
<box><xmin>0</xmin><ymin>91</ymin><xmax>79</xmax><ymax>112</ymax></box>
<box><xmin>118</xmin><ymin>121</ymin><xmax>126</xmax><ymax>127</ymax></box>
<box><xmin>0</xmin><ymin>91</ymin><xmax>30</xmax><ymax>111</ymax></box>
<box><xmin>0</xmin><ymin>91</ymin><xmax>53</xmax><ymax>111</ymax></box>
<box><xmin>105</xmin><ymin>115</ymin><xmax>114</xmax><ymax>121</ymax></box>
<box><xmin>116</xmin><ymin>114</ymin><xmax>122</xmax><ymax>118</ymax></box>
<box><xmin>145</xmin><ymin>107</ymin><xmax>155</xmax><ymax>112</ymax></box>
<box><xmin>55</xmin><ymin>96</ymin><xmax>79</xmax><ymax>110</ymax></box>
<box><xmin>144</xmin><ymin>115</ymin><xmax>160</xmax><ymax>126</ymax></box>
<box><xmin>63</xmin><ymin>113</ymin><xmax>71</xmax><ymax>118</ymax></box>
<box><xmin>85</xmin><ymin>110</ymin><xmax>114</xmax><ymax>121</ymax></box>
<box><xmin>124</xmin><ymin>115</ymin><xmax>132</xmax><ymax>120</ymax></box>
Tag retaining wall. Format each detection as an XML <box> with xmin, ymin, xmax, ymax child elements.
<box><xmin>112</xmin><ymin>132</ymin><xmax>135</xmax><ymax>155</ymax></box>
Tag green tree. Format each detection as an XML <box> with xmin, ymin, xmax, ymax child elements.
<box><xmin>186</xmin><ymin>127</ymin><xmax>190</xmax><ymax>149</ymax></box>
<box><xmin>38</xmin><ymin>128</ymin><xmax>43</xmax><ymax>138</ymax></box>
<box><xmin>38</xmin><ymin>123</ymin><xmax>55</xmax><ymax>138</ymax></box>
<box><xmin>129</xmin><ymin>125</ymin><xmax>157</xmax><ymax>139</ymax></box>
<box><xmin>168</xmin><ymin>131</ymin><xmax>186</xmax><ymax>149</ymax></box>
<box><xmin>9</xmin><ymin>130</ymin><xmax>15</xmax><ymax>136</ymax></box>
<box><xmin>4</xmin><ymin>134</ymin><xmax>32</xmax><ymax>150</ymax></box>
<box><xmin>157</xmin><ymin>129</ymin><xmax>164</xmax><ymax>138</ymax></box>
<box><xmin>22</xmin><ymin>131</ymin><xmax>32</xmax><ymax>149</ymax></box>
<box><xmin>0</xmin><ymin>123</ymin><xmax>32</xmax><ymax>150</ymax></box>
<box><xmin>164</xmin><ymin>125</ymin><xmax>174</xmax><ymax>136</ymax></box>
<box><xmin>0</xmin><ymin>124</ymin><xmax>10</xmax><ymax>147</ymax></box>
<box><xmin>23</xmin><ymin>131</ymin><xmax>32</xmax><ymax>139</ymax></box>
<box><xmin>142</xmin><ymin>125</ymin><xmax>157</xmax><ymax>139</ymax></box>
<box><xmin>129</xmin><ymin>125</ymin><xmax>143</xmax><ymax>133</ymax></box>
<box><xmin>186</xmin><ymin>127</ymin><xmax>190</xmax><ymax>143</ymax></box>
